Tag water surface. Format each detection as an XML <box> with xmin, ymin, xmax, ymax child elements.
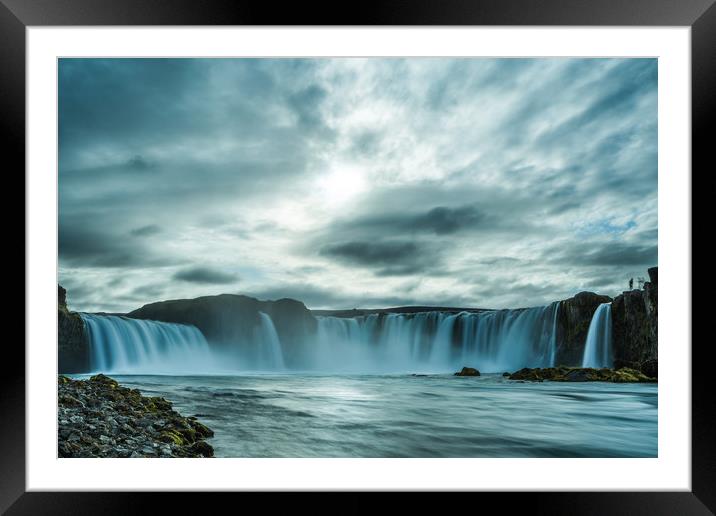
<box><xmin>99</xmin><ymin>373</ymin><xmax>657</xmax><ymax>458</ymax></box>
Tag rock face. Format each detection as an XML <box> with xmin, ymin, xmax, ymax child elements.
<box><xmin>555</xmin><ymin>291</ymin><xmax>612</xmax><ymax>366</ymax></box>
<box><xmin>611</xmin><ymin>267</ymin><xmax>658</xmax><ymax>368</ymax></box>
<box><xmin>58</xmin><ymin>374</ymin><xmax>214</xmax><ymax>458</ymax></box>
<box><xmin>128</xmin><ymin>294</ymin><xmax>317</xmax><ymax>366</ymax></box>
<box><xmin>454</xmin><ymin>367</ymin><xmax>480</xmax><ymax>376</ymax></box>
<box><xmin>58</xmin><ymin>285</ymin><xmax>89</xmax><ymax>373</ymax></box>
<box><xmin>508</xmin><ymin>366</ymin><xmax>655</xmax><ymax>383</ymax></box>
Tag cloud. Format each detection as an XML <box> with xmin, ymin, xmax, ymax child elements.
<box><xmin>173</xmin><ymin>267</ymin><xmax>240</xmax><ymax>285</ymax></box>
<box><xmin>130</xmin><ymin>224</ymin><xmax>162</xmax><ymax>237</ymax></box>
<box><xmin>57</xmin><ymin>58</ymin><xmax>658</xmax><ymax>312</ymax></box>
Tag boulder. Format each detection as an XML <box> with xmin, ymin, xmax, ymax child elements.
<box><xmin>454</xmin><ymin>367</ymin><xmax>480</xmax><ymax>376</ymax></box>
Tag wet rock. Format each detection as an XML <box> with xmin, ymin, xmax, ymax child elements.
<box><xmin>454</xmin><ymin>367</ymin><xmax>481</xmax><ymax>377</ymax></box>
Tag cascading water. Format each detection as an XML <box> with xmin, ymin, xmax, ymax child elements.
<box><xmin>311</xmin><ymin>302</ymin><xmax>561</xmax><ymax>373</ymax></box>
<box><xmin>81</xmin><ymin>313</ymin><xmax>215</xmax><ymax>374</ymax></box>
<box><xmin>581</xmin><ymin>303</ymin><xmax>613</xmax><ymax>368</ymax></box>
<box><xmin>81</xmin><ymin>312</ymin><xmax>287</xmax><ymax>374</ymax></box>
<box><xmin>81</xmin><ymin>302</ymin><xmax>562</xmax><ymax>374</ymax></box>
<box><xmin>251</xmin><ymin>312</ymin><xmax>285</xmax><ymax>370</ymax></box>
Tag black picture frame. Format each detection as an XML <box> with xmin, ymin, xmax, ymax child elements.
<box><xmin>5</xmin><ymin>0</ymin><xmax>713</xmax><ymax>513</ymax></box>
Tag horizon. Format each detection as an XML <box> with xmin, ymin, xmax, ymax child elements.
<box><xmin>59</xmin><ymin>57</ymin><xmax>658</xmax><ymax>312</ymax></box>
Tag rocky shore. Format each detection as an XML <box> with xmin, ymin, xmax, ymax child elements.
<box><xmin>506</xmin><ymin>366</ymin><xmax>656</xmax><ymax>383</ymax></box>
<box><xmin>58</xmin><ymin>374</ymin><xmax>214</xmax><ymax>458</ymax></box>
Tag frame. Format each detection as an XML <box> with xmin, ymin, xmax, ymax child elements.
<box><xmin>6</xmin><ymin>0</ymin><xmax>713</xmax><ymax>513</ymax></box>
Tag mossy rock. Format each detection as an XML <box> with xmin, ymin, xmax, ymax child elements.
<box><xmin>159</xmin><ymin>430</ymin><xmax>186</xmax><ymax>446</ymax></box>
<box><xmin>89</xmin><ymin>374</ymin><xmax>119</xmax><ymax>388</ymax></box>
<box><xmin>189</xmin><ymin>420</ymin><xmax>214</xmax><ymax>438</ymax></box>
<box><xmin>188</xmin><ymin>440</ymin><xmax>214</xmax><ymax>458</ymax></box>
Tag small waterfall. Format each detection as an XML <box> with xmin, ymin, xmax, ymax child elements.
<box><xmin>581</xmin><ymin>303</ymin><xmax>613</xmax><ymax>368</ymax></box>
<box><xmin>311</xmin><ymin>302</ymin><xmax>561</xmax><ymax>373</ymax></box>
<box><xmin>81</xmin><ymin>313</ymin><xmax>214</xmax><ymax>374</ymax></box>
<box><xmin>254</xmin><ymin>312</ymin><xmax>285</xmax><ymax>370</ymax></box>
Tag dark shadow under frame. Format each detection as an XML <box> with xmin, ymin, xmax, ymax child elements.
<box><xmin>3</xmin><ymin>0</ymin><xmax>714</xmax><ymax>513</ymax></box>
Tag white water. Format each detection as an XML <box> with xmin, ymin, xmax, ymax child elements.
<box><xmin>81</xmin><ymin>302</ymin><xmax>562</xmax><ymax>374</ymax></box>
<box><xmin>311</xmin><ymin>302</ymin><xmax>561</xmax><ymax>373</ymax></box>
<box><xmin>582</xmin><ymin>303</ymin><xmax>613</xmax><ymax>368</ymax></box>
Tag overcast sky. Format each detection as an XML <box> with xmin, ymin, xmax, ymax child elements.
<box><xmin>59</xmin><ymin>58</ymin><xmax>657</xmax><ymax>313</ymax></box>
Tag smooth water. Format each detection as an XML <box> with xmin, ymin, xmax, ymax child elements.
<box><xmin>582</xmin><ymin>303</ymin><xmax>613</xmax><ymax>368</ymax></box>
<box><xmin>105</xmin><ymin>373</ymin><xmax>657</xmax><ymax>458</ymax></box>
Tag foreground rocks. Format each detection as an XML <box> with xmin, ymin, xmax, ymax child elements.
<box><xmin>58</xmin><ymin>374</ymin><xmax>214</xmax><ymax>458</ymax></box>
<box><xmin>507</xmin><ymin>366</ymin><xmax>656</xmax><ymax>383</ymax></box>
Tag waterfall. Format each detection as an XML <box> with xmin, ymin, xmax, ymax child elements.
<box><xmin>80</xmin><ymin>302</ymin><xmax>563</xmax><ymax>374</ymax></box>
<box><xmin>253</xmin><ymin>312</ymin><xmax>285</xmax><ymax>370</ymax></box>
<box><xmin>81</xmin><ymin>312</ymin><xmax>286</xmax><ymax>374</ymax></box>
<box><xmin>81</xmin><ymin>313</ymin><xmax>214</xmax><ymax>374</ymax></box>
<box><xmin>581</xmin><ymin>303</ymin><xmax>613</xmax><ymax>368</ymax></box>
<box><xmin>311</xmin><ymin>302</ymin><xmax>561</xmax><ymax>373</ymax></box>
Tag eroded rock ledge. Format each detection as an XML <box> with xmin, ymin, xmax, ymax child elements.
<box><xmin>507</xmin><ymin>366</ymin><xmax>656</xmax><ymax>383</ymax></box>
<box><xmin>58</xmin><ymin>374</ymin><xmax>214</xmax><ymax>458</ymax></box>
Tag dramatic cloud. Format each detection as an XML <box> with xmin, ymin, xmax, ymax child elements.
<box><xmin>59</xmin><ymin>58</ymin><xmax>657</xmax><ymax>312</ymax></box>
<box><xmin>173</xmin><ymin>267</ymin><xmax>240</xmax><ymax>285</ymax></box>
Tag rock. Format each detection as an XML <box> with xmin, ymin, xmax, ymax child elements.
<box><xmin>502</xmin><ymin>372</ymin><xmax>510</xmax><ymax>377</ymax></box>
<box><xmin>563</xmin><ymin>369</ymin><xmax>591</xmax><ymax>382</ymax></box>
<box><xmin>454</xmin><ymin>367</ymin><xmax>480</xmax><ymax>376</ymax></box>
<box><xmin>613</xmin><ymin>359</ymin><xmax>641</xmax><ymax>371</ymax></box>
<box><xmin>58</xmin><ymin>284</ymin><xmax>89</xmax><ymax>373</ymax></box>
<box><xmin>507</xmin><ymin>366</ymin><xmax>655</xmax><ymax>383</ymax></box>
<box><xmin>640</xmin><ymin>358</ymin><xmax>658</xmax><ymax>379</ymax></box>
<box><xmin>648</xmin><ymin>267</ymin><xmax>658</xmax><ymax>285</ymax></box>
<box><xmin>612</xmin><ymin>267</ymin><xmax>657</xmax><ymax>366</ymax></box>
<box><xmin>555</xmin><ymin>291</ymin><xmax>612</xmax><ymax>365</ymax></box>
<box><xmin>58</xmin><ymin>375</ymin><xmax>214</xmax><ymax>458</ymax></box>
<box><xmin>189</xmin><ymin>440</ymin><xmax>214</xmax><ymax>458</ymax></box>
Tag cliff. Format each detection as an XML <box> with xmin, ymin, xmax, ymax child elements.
<box><xmin>611</xmin><ymin>266</ymin><xmax>658</xmax><ymax>376</ymax></box>
<box><xmin>555</xmin><ymin>291</ymin><xmax>612</xmax><ymax>366</ymax></box>
<box><xmin>58</xmin><ymin>285</ymin><xmax>89</xmax><ymax>373</ymax></box>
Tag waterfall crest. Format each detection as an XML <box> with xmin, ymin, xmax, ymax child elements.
<box><xmin>311</xmin><ymin>302</ymin><xmax>561</xmax><ymax>373</ymax></box>
<box><xmin>581</xmin><ymin>303</ymin><xmax>613</xmax><ymax>368</ymax></box>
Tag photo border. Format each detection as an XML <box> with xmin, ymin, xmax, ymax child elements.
<box><xmin>5</xmin><ymin>0</ymin><xmax>714</xmax><ymax>513</ymax></box>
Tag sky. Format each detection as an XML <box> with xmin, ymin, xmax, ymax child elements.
<box><xmin>58</xmin><ymin>58</ymin><xmax>658</xmax><ymax>313</ymax></box>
